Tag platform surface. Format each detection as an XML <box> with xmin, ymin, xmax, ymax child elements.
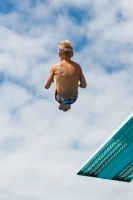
<box><xmin>77</xmin><ymin>112</ymin><xmax>133</xmax><ymax>182</ymax></box>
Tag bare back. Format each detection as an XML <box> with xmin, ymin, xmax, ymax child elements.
<box><xmin>54</xmin><ymin>60</ymin><xmax>81</xmax><ymax>98</ymax></box>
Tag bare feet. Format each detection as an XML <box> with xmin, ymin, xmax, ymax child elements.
<box><xmin>63</xmin><ymin>105</ymin><xmax>71</xmax><ymax>112</ymax></box>
<box><xmin>58</xmin><ymin>104</ymin><xmax>71</xmax><ymax>112</ymax></box>
<box><xmin>58</xmin><ymin>104</ymin><xmax>64</xmax><ymax>110</ymax></box>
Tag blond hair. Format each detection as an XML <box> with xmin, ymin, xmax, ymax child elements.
<box><xmin>58</xmin><ymin>40</ymin><xmax>73</xmax><ymax>56</ymax></box>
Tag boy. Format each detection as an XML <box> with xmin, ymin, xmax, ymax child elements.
<box><xmin>44</xmin><ymin>40</ymin><xmax>87</xmax><ymax>112</ymax></box>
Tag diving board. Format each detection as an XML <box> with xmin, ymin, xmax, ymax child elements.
<box><xmin>77</xmin><ymin>112</ymin><xmax>133</xmax><ymax>182</ymax></box>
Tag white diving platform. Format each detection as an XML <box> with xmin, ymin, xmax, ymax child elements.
<box><xmin>77</xmin><ymin>112</ymin><xmax>133</xmax><ymax>182</ymax></box>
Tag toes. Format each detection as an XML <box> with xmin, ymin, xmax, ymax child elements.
<box><xmin>63</xmin><ymin>105</ymin><xmax>71</xmax><ymax>112</ymax></box>
<box><xmin>58</xmin><ymin>104</ymin><xmax>71</xmax><ymax>112</ymax></box>
<box><xmin>58</xmin><ymin>104</ymin><xmax>64</xmax><ymax>110</ymax></box>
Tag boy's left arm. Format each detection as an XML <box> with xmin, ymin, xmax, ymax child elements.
<box><xmin>44</xmin><ymin>66</ymin><xmax>55</xmax><ymax>89</ymax></box>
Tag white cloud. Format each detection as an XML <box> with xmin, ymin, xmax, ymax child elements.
<box><xmin>0</xmin><ymin>0</ymin><xmax>133</xmax><ymax>199</ymax></box>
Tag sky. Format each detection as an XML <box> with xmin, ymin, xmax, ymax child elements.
<box><xmin>0</xmin><ymin>0</ymin><xmax>133</xmax><ymax>199</ymax></box>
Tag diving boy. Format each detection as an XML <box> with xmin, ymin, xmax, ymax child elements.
<box><xmin>44</xmin><ymin>40</ymin><xmax>87</xmax><ymax>112</ymax></box>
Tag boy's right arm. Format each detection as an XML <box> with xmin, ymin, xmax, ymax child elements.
<box><xmin>44</xmin><ymin>66</ymin><xmax>55</xmax><ymax>89</ymax></box>
<box><xmin>78</xmin><ymin>67</ymin><xmax>87</xmax><ymax>88</ymax></box>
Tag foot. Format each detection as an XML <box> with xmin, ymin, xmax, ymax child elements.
<box><xmin>58</xmin><ymin>104</ymin><xmax>64</xmax><ymax>110</ymax></box>
<box><xmin>63</xmin><ymin>105</ymin><xmax>71</xmax><ymax>112</ymax></box>
<box><xmin>58</xmin><ymin>104</ymin><xmax>71</xmax><ymax>112</ymax></box>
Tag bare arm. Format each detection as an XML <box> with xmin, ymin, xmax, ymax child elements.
<box><xmin>44</xmin><ymin>66</ymin><xmax>55</xmax><ymax>89</ymax></box>
<box><xmin>78</xmin><ymin>67</ymin><xmax>87</xmax><ymax>88</ymax></box>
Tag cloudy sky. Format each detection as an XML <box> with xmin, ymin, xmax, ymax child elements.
<box><xmin>0</xmin><ymin>0</ymin><xmax>133</xmax><ymax>199</ymax></box>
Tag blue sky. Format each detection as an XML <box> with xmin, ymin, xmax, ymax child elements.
<box><xmin>0</xmin><ymin>0</ymin><xmax>133</xmax><ymax>200</ymax></box>
<box><xmin>0</xmin><ymin>1</ymin><xmax>14</xmax><ymax>13</ymax></box>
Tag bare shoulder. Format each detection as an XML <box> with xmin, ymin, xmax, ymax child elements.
<box><xmin>49</xmin><ymin>62</ymin><xmax>60</xmax><ymax>72</ymax></box>
<box><xmin>52</xmin><ymin>62</ymin><xmax>61</xmax><ymax>68</ymax></box>
<box><xmin>71</xmin><ymin>61</ymin><xmax>81</xmax><ymax>70</ymax></box>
